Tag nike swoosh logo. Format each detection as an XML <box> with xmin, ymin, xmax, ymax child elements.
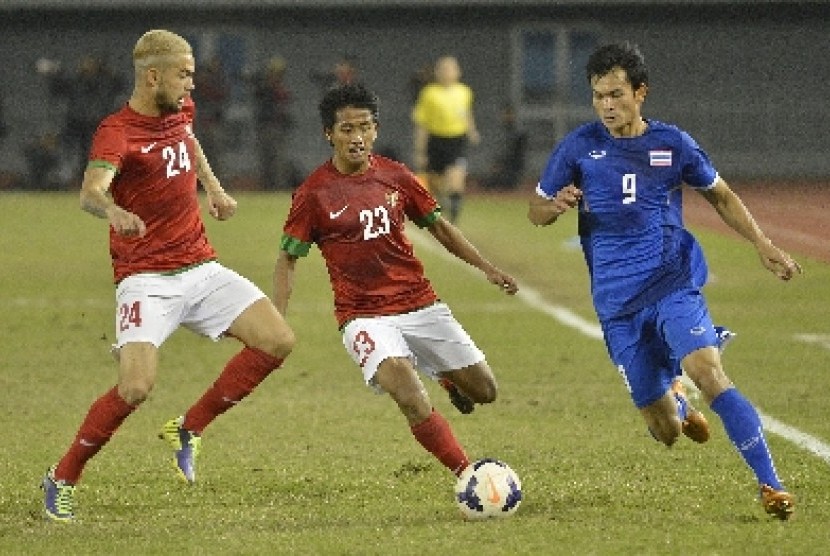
<box><xmin>486</xmin><ymin>474</ymin><xmax>501</xmax><ymax>504</ymax></box>
<box><xmin>140</xmin><ymin>142</ymin><xmax>158</xmax><ymax>154</ymax></box>
<box><xmin>329</xmin><ymin>206</ymin><xmax>349</xmax><ymax>219</ymax></box>
<box><xmin>79</xmin><ymin>439</ymin><xmax>97</xmax><ymax>447</ymax></box>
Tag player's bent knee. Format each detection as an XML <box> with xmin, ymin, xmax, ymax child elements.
<box><xmin>230</xmin><ymin>299</ymin><xmax>296</xmax><ymax>358</ymax></box>
<box><xmin>460</xmin><ymin>364</ymin><xmax>498</xmax><ymax>403</ymax></box>
<box><xmin>655</xmin><ymin>422</ymin><xmax>681</xmax><ymax>447</ymax></box>
<box><xmin>249</xmin><ymin>326</ymin><xmax>296</xmax><ymax>360</ymax></box>
<box><xmin>643</xmin><ymin>409</ymin><xmax>682</xmax><ymax>446</ymax></box>
<box><xmin>685</xmin><ymin>364</ymin><xmax>731</xmax><ymax>402</ymax></box>
<box><xmin>482</xmin><ymin>386</ymin><xmax>497</xmax><ymax>404</ymax></box>
<box><xmin>269</xmin><ymin>327</ymin><xmax>296</xmax><ymax>358</ymax></box>
<box><xmin>659</xmin><ymin>428</ymin><xmax>680</xmax><ymax>447</ymax></box>
<box><xmin>659</xmin><ymin>435</ymin><xmax>678</xmax><ymax>447</ymax></box>
<box><xmin>117</xmin><ymin>381</ymin><xmax>153</xmax><ymax>406</ymax></box>
<box><xmin>470</xmin><ymin>379</ymin><xmax>497</xmax><ymax>404</ymax></box>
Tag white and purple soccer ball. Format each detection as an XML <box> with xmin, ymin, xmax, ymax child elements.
<box><xmin>454</xmin><ymin>458</ymin><xmax>523</xmax><ymax>519</ymax></box>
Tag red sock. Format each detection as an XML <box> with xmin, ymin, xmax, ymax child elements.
<box><xmin>55</xmin><ymin>387</ymin><xmax>136</xmax><ymax>483</ymax></box>
<box><xmin>410</xmin><ymin>409</ymin><xmax>470</xmax><ymax>476</ymax></box>
<box><xmin>183</xmin><ymin>347</ymin><xmax>283</xmax><ymax>434</ymax></box>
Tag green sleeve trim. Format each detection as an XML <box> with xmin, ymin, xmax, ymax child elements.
<box><xmin>87</xmin><ymin>160</ymin><xmax>119</xmax><ymax>174</ymax></box>
<box><xmin>413</xmin><ymin>208</ymin><xmax>441</xmax><ymax>228</ymax></box>
<box><xmin>280</xmin><ymin>234</ymin><xmax>312</xmax><ymax>257</ymax></box>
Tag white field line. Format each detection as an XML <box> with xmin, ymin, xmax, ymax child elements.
<box><xmin>411</xmin><ymin>230</ymin><xmax>830</xmax><ymax>465</ymax></box>
<box><xmin>793</xmin><ymin>333</ymin><xmax>830</xmax><ymax>352</ymax></box>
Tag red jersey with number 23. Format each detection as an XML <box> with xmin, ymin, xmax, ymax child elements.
<box><xmin>89</xmin><ymin>97</ymin><xmax>216</xmax><ymax>283</ymax></box>
<box><xmin>281</xmin><ymin>155</ymin><xmax>439</xmax><ymax>327</ymax></box>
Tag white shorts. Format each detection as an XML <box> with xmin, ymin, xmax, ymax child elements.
<box><xmin>113</xmin><ymin>261</ymin><xmax>265</xmax><ymax>349</ymax></box>
<box><xmin>341</xmin><ymin>302</ymin><xmax>485</xmax><ymax>391</ymax></box>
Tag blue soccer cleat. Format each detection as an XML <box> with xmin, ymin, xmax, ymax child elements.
<box><xmin>42</xmin><ymin>465</ymin><xmax>76</xmax><ymax>522</ymax></box>
<box><xmin>159</xmin><ymin>416</ymin><xmax>201</xmax><ymax>483</ymax></box>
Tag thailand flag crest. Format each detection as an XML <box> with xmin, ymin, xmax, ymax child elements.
<box><xmin>649</xmin><ymin>150</ymin><xmax>672</xmax><ymax>167</ymax></box>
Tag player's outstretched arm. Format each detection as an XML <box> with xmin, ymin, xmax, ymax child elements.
<box><xmin>427</xmin><ymin>217</ymin><xmax>518</xmax><ymax>295</ymax></box>
<box><xmin>528</xmin><ymin>184</ymin><xmax>582</xmax><ymax>226</ymax></box>
<box><xmin>193</xmin><ymin>136</ymin><xmax>237</xmax><ymax>221</ymax></box>
<box><xmin>699</xmin><ymin>178</ymin><xmax>803</xmax><ymax>281</ymax></box>
<box><xmin>273</xmin><ymin>250</ymin><xmax>299</xmax><ymax>316</ymax></box>
<box><xmin>80</xmin><ymin>164</ymin><xmax>146</xmax><ymax>237</ymax></box>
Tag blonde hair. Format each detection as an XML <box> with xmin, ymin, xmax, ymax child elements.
<box><xmin>133</xmin><ymin>29</ymin><xmax>192</xmax><ymax>68</ymax></box>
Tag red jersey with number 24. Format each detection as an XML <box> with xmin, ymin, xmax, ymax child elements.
<box><xmin>89</xmin><ymin>97</ymin><xmax>216</xmax><ymax>283</ymax></box>
<box><xmin>281</xmin><ymin>155</ymin><xmax>439</xmax><ymax>327</ymax></box>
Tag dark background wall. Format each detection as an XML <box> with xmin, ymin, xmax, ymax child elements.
<box><xmin>0</xmin><ymin>1</ymin><xmax>826</xmax><ymax>189</ymax></box>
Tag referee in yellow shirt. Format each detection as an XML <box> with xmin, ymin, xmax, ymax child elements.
<box><xmin>412</xmin><ymin>56</ymin><xmax>480</xmax><ymax>223</ymax></box>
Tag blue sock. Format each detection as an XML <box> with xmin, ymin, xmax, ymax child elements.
<box><xmin>710</xmin><ymin>388</ymin><xmax>782</xmax><ymax>490</ymax></box>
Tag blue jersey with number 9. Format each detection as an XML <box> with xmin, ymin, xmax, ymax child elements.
<box><xmin>537</xmin><ymin>119</ymin><xmax>718</xmax><ymax>320</ymax></box>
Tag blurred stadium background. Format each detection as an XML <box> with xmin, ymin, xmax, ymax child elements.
<box><xmin>0</xmin><ymin>0</ymin><xmax>827</xmax><ymax>192</ymax></box>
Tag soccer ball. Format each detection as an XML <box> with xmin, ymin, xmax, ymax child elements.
<box><xmin>454</xmin><ymin>458</ymin><xmax>522</xmax><ymax>520</ymax></box>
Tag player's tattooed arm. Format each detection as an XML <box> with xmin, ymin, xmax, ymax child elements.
<box><xmin>79</xmin><ymin>165</ymin><xmax>146</xmax><ymax>236</ymax></box>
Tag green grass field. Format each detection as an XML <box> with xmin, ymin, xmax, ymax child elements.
<box><xmin>1</xmin><ymin>191</ymin><xmax>828</xmax><ymax>555</ymax></box>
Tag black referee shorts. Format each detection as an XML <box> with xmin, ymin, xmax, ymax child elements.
<box><xmin>427</xmin><ymin>135</ymin><xmax>468</xmax><ymax>173</ymax></box>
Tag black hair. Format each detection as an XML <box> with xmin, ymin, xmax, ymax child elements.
<box><xmin>318</xmin><ymin>82</ymin><xmax>379</xmax><ymax>130</ymax></box>
<box><xmin>586</xmin><ymin>42</ymin><xmax>648</xmax><ymax>90</ymax></box>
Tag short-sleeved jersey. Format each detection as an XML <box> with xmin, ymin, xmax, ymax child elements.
<box><xmin>537</xmin><ymin>120</ymin><xmax>718</xmax><ymax>321</ymax></box>
<box><xmin>280</xmin><ymin>155</ymin><xmax>440</xmax><ymax>328</ymax></box>
<box><xmin>89</xmin><ymin>98</ymin><xmax>216</xmax><ymax>283</ymax></box>
<box><xmin>412</xmin><ymin>82</ymin><xmax>473</xmax><ymax>138</ymax></box>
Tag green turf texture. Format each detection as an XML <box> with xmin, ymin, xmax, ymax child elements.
<box><xmin>1</xmin><ymin>191</ymin><xmax>828</xmax><ymax>555</ymax></box>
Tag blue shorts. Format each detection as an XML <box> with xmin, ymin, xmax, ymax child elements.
<box><xmin>601</xmin><ymin>288</ymin><xmax>718</xmax><ymax>409</ymax></box>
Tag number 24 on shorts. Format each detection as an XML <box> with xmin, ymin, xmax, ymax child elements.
<box><xmin>119</xmin><ymin>300</ymin><xmax>143</xmax><ymax>332</ymax></box>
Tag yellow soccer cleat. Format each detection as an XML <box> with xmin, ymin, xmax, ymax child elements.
<box><xmin>159</xmin><ymin>416</ymin><xmax>202</xmax><ymax>483</ymax></box>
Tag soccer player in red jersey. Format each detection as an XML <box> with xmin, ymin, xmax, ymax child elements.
<box><xmin>42</xmin><ymin>30</ymin><xmax>295</xmax><ymax>522</ymax></box>
<box><xmin>274</xmin><ymin>83</ymin><xmax>518</xmax><ymax>481</ymax></box>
